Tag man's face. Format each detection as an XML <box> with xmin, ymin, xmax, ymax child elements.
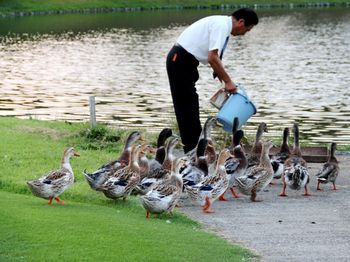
<box><xmin>232</xmin><ymin>18</ymin><xmax>254</xmax><ymax>36</ymax></box>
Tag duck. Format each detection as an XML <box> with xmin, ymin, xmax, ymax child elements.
<box><xmin>246</xmin><ymin>122</ymin><xmax>268</xmax><ymax>168</ymax></box>
<box><xmin>316</xmin><ymin>142</ymin><xmax>339</xmax><ymax>191</ymax></box>
<box><xmin>202</xmin><ymin>117</ymin><xmax>218</xmax><ymax>168</ymax></box>
<box><xmin>27</xmin><ymin>147</ymin><xmax>80</xmax><ymax>205</ymax></box>
<box><xmin>279</xmin><ymin>123</ymin><xmax>311</xmax><ymax>197</ymax></box>
<box><xmin>83</xmin><ymin>131</ymin><xmax>143</xmax><ymax>190</ymax></box>
<box><xmin>235</xmin><ymin>140</ymin><xmax>274</xmax><ymax>202</ymax></box>
<box><xmin>181</xmin><ymin>138</ymin><xmax>209</xmax><ymax>187</ymax></box>
<box><xmin>141</xmin><ymin>158</ymin><xmax>186</xmax><ymax>219</ymax></box>
<box><xmin>138</xmin><ymin>144</ymin><xmax>153</xmax><ymax>181</ymax></box>
<box><xmin>148</xmin><ymin>128</ymin><xmax>173</xmax><ymax>174</ymax></box>
<box><xmin>177</xmin><ymin>138</ymin><xmax>211</xmax><ymax>207</ymax></box>
<box><xmin>271</xmin><ymin>127</ymin><xmax>291</xmax><ymax>181</ymax></box>
<box><xmin>98</xmin><ymin>144</ymin><xmax>142</xmax><ymax>200</ymax></box>
<box><xmin>222</xmin><ymin>117</ymin><xmax>247</xmax><ymax>200</ymax></box>
<box><xmin>185</xmin><ymin>117</ymin><xmax>217</xmax><ymax>165</ymax></box>
<box><xmin>137</xmin><ymin>136</ymin><xmax>180</xmax><ymax>195</ymax></box>
<box><xmin>184</xmin><ymin>148</ymin><xmax>232</xmax><ymax>213</ymax></box>
<box><xmin>224</xmin><ymin>144</ymin><xmax>247</xmax><ymax>200</ymax></box>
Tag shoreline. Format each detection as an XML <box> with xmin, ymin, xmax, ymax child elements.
<box><xmin>1</xmin><ymin>2</ymin><xmax>350</xmax><ymax>18</ymax></box>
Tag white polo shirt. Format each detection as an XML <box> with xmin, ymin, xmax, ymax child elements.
<box><xmin>177</xmin><ymin>15</ymin><xmax>232</xmax><ymax>65</ymax></box>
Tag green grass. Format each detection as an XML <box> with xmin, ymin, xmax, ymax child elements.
<box><xmin>0</xmin><ymin>191</ymin><xmax>254</xmax><ymax>262</ymax></box>
<box><xmin>0</xmin><ymin>116</ymin><xmax>256</xmax><ymax>261</ymax></box>
<box><xmin>0</xmin><ymin>0</ymin><xmax>349</xmax><ymax>16</ymax></box>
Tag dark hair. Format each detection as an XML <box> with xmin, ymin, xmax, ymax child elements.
<box><xmin>232</xmin><ymin>8</ymin><xmax>259</xmax><ymax>26</ymax></box>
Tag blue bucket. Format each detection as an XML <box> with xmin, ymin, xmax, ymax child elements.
<box><xmin>216</xmin><ymin>88</ymin><xmax>257</xmax><ymax>132</ymax></box>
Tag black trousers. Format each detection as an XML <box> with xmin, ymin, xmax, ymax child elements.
<box><xmin>166</xmin><ymin>45</ymin><xmax>201</xmax><ymax>153</ymax></box>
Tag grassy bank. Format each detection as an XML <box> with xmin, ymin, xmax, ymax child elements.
<box><xmin>0</xmin><ymin>0</ymin><xmax>349</xmax><ymax>17</ymax></box>
<box><xmin>0</xmin><ymin>116</ymin><xmax>256</xmax><ymax>261</ymax></box>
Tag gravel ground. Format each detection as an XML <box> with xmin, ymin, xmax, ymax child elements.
<box><xmin>179</xmin><ymin>155</ymin><xmax>350</xmax><ymax>262</ymax></box>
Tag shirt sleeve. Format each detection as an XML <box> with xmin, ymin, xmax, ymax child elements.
<box><xmin>208</xmin><ymin>20</ymin><xmax>229</xmax><ymax>53</ymax></box>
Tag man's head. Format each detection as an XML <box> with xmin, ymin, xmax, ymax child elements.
<box><xmin>231</xmin><ymin>8</ymin><xmax>259</xmax><ymax>36</ymax></box>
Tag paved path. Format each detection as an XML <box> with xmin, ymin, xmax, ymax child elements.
<box><xmin>179</xmin><ymin>155</ymin><xmax>350</xmax><ymax>261</ymax></box>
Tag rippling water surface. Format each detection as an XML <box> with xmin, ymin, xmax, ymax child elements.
<box><xmin>0</xmin><ymin>9</ymin><xmax>349</xmax><ymax>145</ymax></box>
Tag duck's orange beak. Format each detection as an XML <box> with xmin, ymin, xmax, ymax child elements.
<box><xmin>74</xmin><ymin>152</ymin><xmax>80</xmax><ymax>157</ymax></box>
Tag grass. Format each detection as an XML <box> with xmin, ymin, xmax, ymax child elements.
<box><xmin>0</xmin><ymin>116</ymin><xmax>256</xmax><ymax>261</ymax></box>
<box><xmin>0</xmin><ymin>0</ymin><xmax>349</xmax><ymax>16</ymax></box>
<box><xmin>0</xmin><ymin>191</ymin><xmax>252</xmax><ymax>262</ymax></box>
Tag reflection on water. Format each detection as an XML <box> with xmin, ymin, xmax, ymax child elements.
<box><xmin>0</xmin><ymin>9</ymin><xmax>349</xmax><ymax>145</ymax></box>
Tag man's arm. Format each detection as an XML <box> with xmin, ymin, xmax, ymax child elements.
<box><xmin>208</xmin><ymin>50</ymin><xmax>237</xmax><ymax>94</ymax></box>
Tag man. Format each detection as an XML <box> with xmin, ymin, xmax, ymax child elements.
<box><xmin>166</xmin><ymin>8</ymin><xmax>259</xmax><ymax>153</ymax></box>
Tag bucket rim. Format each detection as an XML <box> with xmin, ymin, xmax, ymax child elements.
<box><xmin>224</xmin><ymin>92</ymin><xmax>257</xmax><ymax>115</ymax></box>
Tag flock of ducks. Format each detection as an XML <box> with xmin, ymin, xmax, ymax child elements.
<box><xmin>27</xmin><ymin>117</ymin><xmax>340</xmax><ymax>218</ymax></box>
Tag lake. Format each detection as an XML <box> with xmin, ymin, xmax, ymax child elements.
<box><xmin>0</xmin><ymin>8</ymin><xmax>349</xmax><ymax>145</ymax></box>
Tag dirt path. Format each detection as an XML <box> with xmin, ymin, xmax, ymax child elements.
<box><xmin>179</xmin><ymin>155</ymin><xmax>350</xmax><ymax>261</ymax></box>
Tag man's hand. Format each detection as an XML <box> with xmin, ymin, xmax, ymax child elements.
<box><xmin>224</xmin><ymin>81</ymin><xmax>238</xmax><ymax>94</ymax></box>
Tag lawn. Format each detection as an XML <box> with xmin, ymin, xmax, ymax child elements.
<box><xmin>0</xmin><ymin>116</ymin><xmax>256</xmax><ymax>261</ymax></box>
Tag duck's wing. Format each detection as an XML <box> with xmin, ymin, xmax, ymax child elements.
<box><xmin>114</xmin><ymin>168</ymin><xmax>138</xmax><ymax>182</ymax></box>
<box><xmin>246</xmin><ymin>153</ymin><xmax>259</xmax><ymax>168</ymax></box>
<box><xmin>148</xmin><ymin>166</ymin><xmax>170</xmax><ymax>179</ymax></box>
<box><xmin>224</xmin><ymin>157</ymin><xmax>240</xmax><ymax>175</ymax></box>
<box><xmin>316</xmin><ymin>163</ymin><xmax>338</xmax><ymax>181</ymax></box>
<box><xmin>181</xmin><ymin>165</ymin><xmax>205</xmax><ymax>186</ymax></box>
<box><xmin>151</xmin><ymin>183</ymin><xmax>179</xmax><ymax>198</ymax></box>
<box><xmin>42</xmin><ymin>168</ymin><xmax>71</xmax><ymax>183</ymax></box>
<box><xmin>201</xmin><ymin>173</ymin><xmax>222</xmax><ymax>186</ymax></box>
<box><xmin>148</xmin><ymin>159</ymin><xmax>162</xmax><ymax>174</ymax></box>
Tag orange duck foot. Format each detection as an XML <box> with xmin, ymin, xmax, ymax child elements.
<box><xmin>303</xmin><ymin>187</ymin><xmax>311</xmax><ymax>196</ymax></box>
<box><xmin>203</xmin><ymin>209</ymin><xmax>215</xmax><ymax>214</ymax></box>
<box><xmin>316</xmin><ymin>181</ymin><xmax>322</xmax><ymax>191</ymax></box>
<box><xmin>332</xmin><ymin>183</ymin><xmax>337</xmax><ymax>190</ymax></box>
<box><xmin>202</xmin><ymin>196</ymin><xmax>214</xmax><ymax>213</ymax></box>
<box><xmin>55</xmin><ymin>197</ymin><xmax>65</xmax><ymax>204</ymax></box>
<box><xmin>218</xmin><ymin>194</ymin><xmax>228</xmax><ymax>201</ymax></box>
<box><xmin>230</xmin><ymin>188</ymin><xmax>240</xmax><ymax>198</ymax></box>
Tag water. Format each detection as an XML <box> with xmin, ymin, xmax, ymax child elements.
<box><xmin>0</xmin><ymin>8</ymin><xmax>349</xmax><ymax>145</ymax></box>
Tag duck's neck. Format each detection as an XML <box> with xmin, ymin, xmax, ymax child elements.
<box><xmin>129</xmin><ymin>148</ymin><xmax>140</xmax><ymax>172</ymax></box>
<box><xmin>280</xmin><ymin>129</ymin><xmax>291</xmax><ymax>154</ymax></box>
<box><xmin>292</xmin><ymin>125</ymin><xmax>302</xmax><ymax>157</ymax></box>
<box><xmin>139</xmin><ymin>154</ymin><xmax>150</xmax><ymax>177</ymax></box>
<box><xmin>170</xmin><ymin>160</ymin><xmax>184</xmax><ymax>188</ymax></box>
<box><xmin>197</xmin><ymin>156</ymin><xmax>209</xmax><ymax>176</ymax></box>
<box><xmin>61</xmin><ymin>155</ymin><xmax>73</xmax><ymax>174</ymax></box>
<box><xmin>118</xmin><ymin>148</ymin><xmax>131</xmax><ymax>163</ymax></box>
<box><xmin>234</xmin><ymin>149</ymin><xmax>248</xmax><ymax>170</ymax></box>
<box><xmin>256</xmin><ymin>127</ymin><xmax>264</xmax><ymax>142</ymax></box>
<box><xmin>162</xmin><ymin>142</ymin><xmax>176</xmax><ymax>170</ymax></box>
<box><xmin>215</xmin><ymin>151</ymin><xmax>229</xmax><ymax>174</ymax></box>
<box><xmin>259</xmin><ymin>147</ymin><xmax>272</xmax><ymax>172</ymax></box>
<box><xmin>155</xmin><ymin>146</ymin><xmax>165</xmax><ymax>164</ymax></box>
<box><xmin>162</xmin><ymin>153</ymin><xmax>174</xmax><ymax>170</ymax></box>
<box><xmin>233</xmin><ymin>130</ymin><xmax>243</xmax><ymax>148</ymax></box>
<box><xmin>205</xmin><ymin>140</ymin><xmax>216</xmax><ymax>165</ymax></box>
<box><xmin>252</xmin><ymin>129</ymin><xmax>264</xmax><ymax>153</ymax></box>
<box><xmin>203</xmin><ymin>118</ymin><xmax>214</xmax><ymax>139</ymax></box>
<box><xmin>124</xmin><ymin>134</ymin><xmax>136</xmax><ymax>150</ymax></box>
<box><xmin>329</xmin><ymin>143</ymin><xmax>338</xmax><ymax>163</ymax></box>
